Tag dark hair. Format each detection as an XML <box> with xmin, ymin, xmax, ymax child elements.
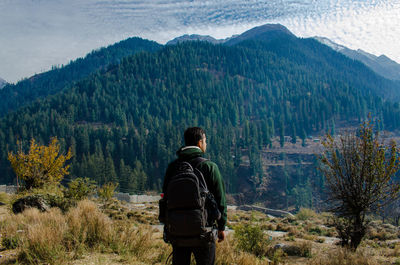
<box><xmin>184</xmin><ymin>127</ymin><xmax>205</xmax><ymax>146</ymax></box>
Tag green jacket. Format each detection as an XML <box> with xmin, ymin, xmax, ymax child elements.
<box><xmin>162</xmin><ymin>146</ymin><xmax>227</xmax><ymax>231</ymax></box>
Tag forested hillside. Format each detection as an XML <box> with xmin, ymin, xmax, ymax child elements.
<box><xmin>0</xmin><ymin>38</ymin><xmax>161</xmax><ymax>116</ymax></box>
<box><xmin>1</xmin><ymin>29</ymin><xmax>400</xmax><ymax>204</ymax></box>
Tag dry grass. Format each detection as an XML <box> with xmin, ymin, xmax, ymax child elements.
<box><xmin>307</xmin><ymin>248</ymin><xmax>381</xmax><ymax>265</ymax></box>
<box><xmin>0</xmin><ymin>192</ymin><xmax>10</xmax><ymax>205</ymax></box>
<box><xmin>19</xmin><ymin>208</ymin><xmax>68</xmax><ymax>264</ymax></box>
<box><xmin>1</xmin><ymin>200</ymin><xmax>400</xmax><ymax>265</ymax></box>
<box><xmin>215</xmin><ymin>234</ymin><xmax>271</xmax><ymax>265</ymax></box>
<box><xmin>0</xmin><ymin>200</ymin><xmax>171</xmax><ymax>264</ymax></box>
<box><xmin>0</xmin><ymin>208</ymin><xmax>68</xmax><ymax>264</ymax></box>
<box><xmin>66</xmin><ymin>200</ymin><xmax>113</xmax><ymax>250</ymax></box>
<box><xmin>296</xmin><ymin>208</ymin><xmax>318</xmax><ymax>221</ymax></box>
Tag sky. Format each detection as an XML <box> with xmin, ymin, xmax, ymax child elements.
<box><xmin>1</xmin><ymin>0</ymin><xmax>399</xmax><ymax>84</ymax></box>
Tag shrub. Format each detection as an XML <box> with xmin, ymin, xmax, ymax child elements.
<box><xmin>64</xmin><ymin>177</ymin><xmax>97</xmax><ymax>201</ymax></box>
<box><xmin>234</xmin><ymin>223</ymin><xmax>270</xmax><ymax>257</ymax></box>
<box><xmin>302</xmin><ymin>234</ymin><xmax>317</xmax><ymax>241</ymax></box>
<box><xmin>265</xmin><ymin>223</ymin><xmax>277</xmax><ymax>231</ymax></box>
<box><xmin>66</xmin><ymin>199</ymin><xmax>113</xmax><ymax>249</ymax></box>
<box><xmin>8</xmin><ymin>138</ymin><xmax>72</xmax><ymax>190</ymax></box>
<box><xmin>388</xmin><ymin>243</ymin><xmax>400</xmax><ymax>257</ymax></box>
<box><xmin>18</xmin><ymin>208</ymin><xmax>68</xmax><ymax>264</ymax></box>
<box><xmin>288</xmin><ymin>226</ymin><xmax>301</xmax><ymax>237</ymax></box>
<box><xmin>296</xmin><ymin>241</ymin><xmax>312</xmax><ymax>257</ymax></box>
<box><xmin>2</xmin><ymin>235</ymin><xmax>19</xmax><ymax>249</ymax></box>
<box><xmin>308</xmin><ymin>226</ymin><xmax>323</xmax><ymax>235</ymax></box>
<box><xmin>296</xmin><ymin>208</ymin><xmax>317</xmax><ymax>221</ymax></box>
<box><xmin>276</xmin><ymin>222</ymin><xmax>290</xmax><ymax>232</ymax></box>
<box><xmin>270</xmin><ymin>248</ymin><xmax>286</xmax><ymax>264</ymax></box>
<box><xmin>110</xmin><ymin>223</ymin><xmax>153</xmax><ymax>259</ymax></box>
<box><xmin>216</xmin><ymin>234</ymin><xmax>270</xmax><ymax>265</ymax></box>
<box><xmin>98</xmin><ymin>182</ymin><xmax>118</xmax><ymax>201</ymax></box>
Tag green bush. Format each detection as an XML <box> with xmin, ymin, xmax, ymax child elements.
<box><xmin>234</xmin><ymin>223</ymin><xmax>270</xmax><ymax>257</ymax></box>
<box><xmin>65</xmin><ymin>177</ymin><xmax>97</xmax><ymax>201</ymax></box>
<box><xmin>2</xmin><ymin>235</ymin><xmax>19</xmax><ymax>249</ymax></box>
<box><xmin>46</xmin><ymin>193</ymin><xmax>76</xmax><ymax>212</ymax></box>
<box><xmin>98</xmin><ymin>182</ymin><xmax>118</xmax><ymax>201</ymax></box>
<box><xmin>308</xmin><ymin>226</ymin><xmax>323</xmax><ymax>235</ymax></box>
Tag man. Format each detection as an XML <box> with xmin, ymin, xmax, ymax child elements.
<box><xmin>162</xmin><ymin>127</ymin><xmax>227</xmax><ymax>265</ymax></box>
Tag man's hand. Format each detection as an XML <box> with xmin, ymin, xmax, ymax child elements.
<box><xmin>217</xmin><ymin>230</ymin><xmax>225</xmax><ymax>242</ymax></box>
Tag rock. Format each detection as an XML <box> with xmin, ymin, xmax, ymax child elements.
<box><xmin>12</xmin><ymin>194</ymin><xmax>51</xmax><ymax>214</ymax></box>
<box><xmin>274</xmin><ymin>243</ymin><xmax>303</xmax><ymax>256</ymax></box>
<box><xmin>274</xmin><ymin>243</ymin><xmax>286</xmax><ymax>249</ymax></box>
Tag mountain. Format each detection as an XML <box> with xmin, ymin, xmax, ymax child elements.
<box><xmin>227</xmin><ymin>25</ymin><xmax>400</xmax><ymax>102</ymax></box>
<box><xmin>166</xmin><ymin>34</ymin><xmax>223</xmax><ymax>45</ymax></box>
<box><xmin>167</xmin><ymin>24</ymin><xmax>295</xmax><ymax>47</ymax></box>
<box><xmin>0</xmin><ymin>78</ymin><xmax>7</xmax><ymax>89</ymax></box>
<box><xmin>314</xmin><ymin>36</ymin><xmax>400</xmax><ymax>81</ymax></box>
<box><xmin>0</xmin><ymin>37</ymin><xmax>161</xmax><ymax>116</ymax></box>
<box><xmin>224</xmin><ymin>23</ymin><xmax>296</xmax><ymax>46</ymax></box>
<box><xmin>1</xmin><ymin>36</ymin><xmax>400</xmax><ymax>192</ymax></box>
<box><xmin>168</xmin><ymin>27</ymin><xmax>400</xmax><ymax>99</ymax></box>
<box><xmin>1</xmin><ymin>24</ymin><xmax>400</xmax><ymax>207</ymax></box>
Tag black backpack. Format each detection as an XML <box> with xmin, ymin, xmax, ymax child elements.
<box><xmin>159</xmin><ymin>157</ymin><xmax>220</xmax><ymax>247</ymax></box>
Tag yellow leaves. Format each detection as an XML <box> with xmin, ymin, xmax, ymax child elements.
<box><xmin>8</xmin><ymin>137</ymin><xmax>72</xmax><ymax>190</ymax></box>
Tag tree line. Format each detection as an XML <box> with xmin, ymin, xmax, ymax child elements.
<box><xmin>0</xmin><ymin>40</ymin><xmax>399</xmax><ymax>203</ymax></box>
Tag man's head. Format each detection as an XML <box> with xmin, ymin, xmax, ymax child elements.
<box><xmin>184</xmin><ymin>127</ymin><xmax>207</xmax><ymax>153</ymax></box>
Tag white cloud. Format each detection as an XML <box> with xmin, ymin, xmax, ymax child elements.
<box><xmin>0</xmin><ymin>0</ymin><xmax>399</xmax><ymax>83</ymax></box>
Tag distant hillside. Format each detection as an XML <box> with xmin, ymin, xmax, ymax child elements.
<box><xmin>226</xmin><ymin>25</ymin><xmax>400</xmax><ymax>101</ymax></box>
<box><xmin>0</xmin><ymin>77</ymin><xmax>7</xmax><ymax>89</ymax></box>
<box><xmin>314</xmin><ymin>36</ymin><xmax>400</xmax><ymax>81</ymax></box>
<box><xmin>166</xmin><ymin>34</ymin><xmax>223</xmax><ymax>45</ymax></box>
<box><xmin>0</xmin><ymin>37</ymin><xmax>161</xmax><ymax>116</ymax></box>
<box><xmin>1</xmin><ymin>24</ymin><xmax>400</xmax><ymax>208</ymax></box>
<box><xmin>168</xmin><ymin>25</ymin><xmax>400</xmax><ymax>100</ymax></box>
<box><xmin>1</xmin><ymin>34</ymin><xmax>400</xmax><ymax>197</ymax></box>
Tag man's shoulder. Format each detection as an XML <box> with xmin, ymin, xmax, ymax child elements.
<box><xmin>201</xmin><ymin>159</ymin><xmax>218</xmax><ymax>168</ymax></box>
<box><xmin>198</xmin><ymin>159</ymin><xmax>220</xmax><ymax>174</ymax></box>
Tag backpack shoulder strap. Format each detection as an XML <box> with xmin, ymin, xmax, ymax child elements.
<box><xmin>189</xmin><ymin>157</ymin><xmax>208</xmax><ymax>169</ymax></box>
<box><xmin>188</xmin><ymin>157</ymin><xmax>209</xmax><ymax>192</ymax></box>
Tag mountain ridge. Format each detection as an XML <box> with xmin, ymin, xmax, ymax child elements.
<box><xmin>314</xmin><ymin>36</ymin><xmax>400</xmax><ymax>81</ymax></box>
<box><xmin>0</xmin><ymin>38</ymin><xmax>399</xmax><ymax>193</ymax></box>
<box><xmin>166</xmin><ymin>24</ymin><xmax>294</xmax><ymax>46</ymax></box>
<box><xmin>0</xmin><ymin>78</ymin><xmax>7</xmax><ymax>89</ymax></box>
<box><xmin>0</xmin><ymin>37</ymin><xmax>161</xmax><ymax>116</ymax></box>
<box><xmin>166</xmin><ymin>26</ymin><xmax>400</xmax><ymax>83</ymax></box>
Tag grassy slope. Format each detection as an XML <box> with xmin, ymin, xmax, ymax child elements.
<box><xmin>0</xmin><ymin>198</ymin><xmax>399</xmax><ymax>265</ymax></box>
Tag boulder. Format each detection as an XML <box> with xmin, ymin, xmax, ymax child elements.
<box><xmin>274</xmin><ymin>243</ymin><xmax>302</xmax><ymax>256</ymax></box>
<box><xmin>12</xmin><ymin>194</ymin><xmax>51</xmax><ymax>214</ymax></box>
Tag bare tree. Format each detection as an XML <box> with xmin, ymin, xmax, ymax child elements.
<box><xmin>319</xmin><ymin>120</ymin><xmax>400</xmax><ymax>250</ymax></box>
